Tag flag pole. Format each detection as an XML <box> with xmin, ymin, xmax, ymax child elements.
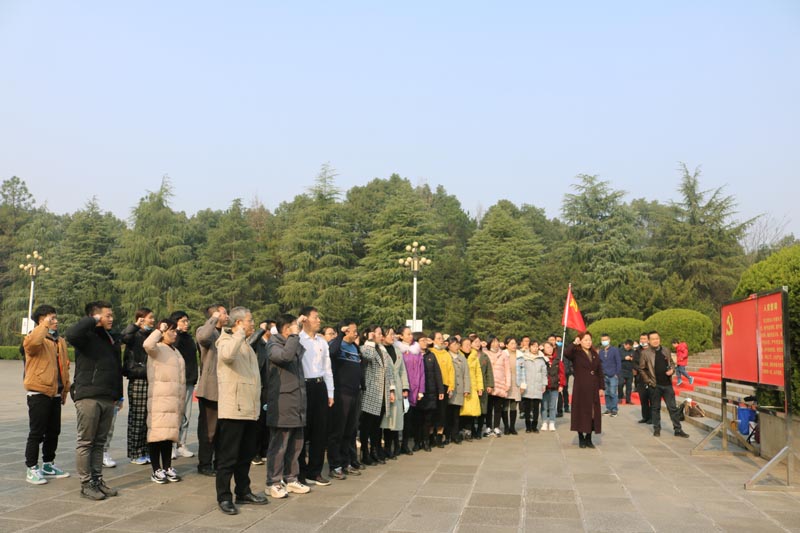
<box><xmin>560</xmin><ymin>283</ymin><xmax>571</xmax><ymax>362</ymax></box>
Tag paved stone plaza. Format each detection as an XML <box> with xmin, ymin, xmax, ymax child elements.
<box><xmin>0</xmin><ymin>360</ymin><xmax>798</xmax><ymax>532</ymax></box>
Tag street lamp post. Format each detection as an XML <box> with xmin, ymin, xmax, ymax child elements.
<box><xmin>19</xmin><ymin>250</ymin><xmax>49</xmax><ymax>334</ymax></box>
<box><xmin>398</xmin><ymin>241</ymin><xmax>431</xmax><ymax>332</ymax></box>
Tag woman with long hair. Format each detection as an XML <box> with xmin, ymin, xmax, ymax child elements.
<box><xmin>484</xmin><ymin>336</ymin><xmax>509</xmax><ymax>437</ymax></box>
<box><xmin>541</xmin><ymin>341</ymin><xmax>565</xmax><ymax>432</ymax></box>
<box><xmin>381</xmin><ymin>328</ymin><xmax>408</xmax><ymax>460</ymax></box>
<box><xmin>360</xmin><ymin>326</ymin><xmax>396</xmax><ymax>465</ymax></box>
<box><xmin>564</xmin><ymin>332</ymin><xmax>604</xmax><ymax>448</ymax></box>
<box><xmin>503</xmin><ymin>337</ymin><xmax>522</xmax><ymax>435</ymax></box>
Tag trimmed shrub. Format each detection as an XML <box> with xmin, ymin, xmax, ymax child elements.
<box><xmin>734</xmin><ymin>244</ymin><xmax>800</xmax><ymax>412</ymax></box>
<box><xmin>587</xmin><ymin>318</ymin><xmax>646</xmax><ymax>346</ymax></box>
<box><xmin>643</xmin><ymin>309</ymin><xmax>713</xmax><ymax>353</ymax></box>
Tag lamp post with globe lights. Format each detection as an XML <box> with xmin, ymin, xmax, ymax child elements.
<box><xmin>19</xmin><ymin>251</ymin><xmax>50</xmax><ymax>334</ymax></box>
<box><xmin>398</xmin><ymin>241</ymin><xmax>431</xmax><ymax>332</ymax></box>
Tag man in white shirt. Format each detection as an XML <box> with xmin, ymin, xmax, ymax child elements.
<box><xmin>297</xmin><ymin>306</ymin><xmax>334</xmax><ymax>486</ymax></box>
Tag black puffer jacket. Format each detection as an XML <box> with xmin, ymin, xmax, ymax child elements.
<box><xmin>66</xmin><ymin>317</ymin><xmax>123</xmax><ymax>402</ymax></box>
<box><xmin>121</xmin><ymin>324</ymin><xmax>150</xmax><ymax>380</ymax></box>
<box><xmin>175</xmin><ymin>330</ymin><xmax>199</xmax><ymax>385</ymax></box>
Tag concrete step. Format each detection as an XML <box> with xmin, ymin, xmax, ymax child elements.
<box><xmin>704</xmin><ymin>381</ymin><xmax>756</xmax><ymax>397</ymax></box>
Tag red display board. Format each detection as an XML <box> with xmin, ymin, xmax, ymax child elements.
<box><xmin>721</xmin><ymin>289</ymin><xmax>786</xmax><ymax>388</ymax></box>
<box><xmin>758</xmin><ymin>292</ymin><xmax>786</xmax><ymax>387</ymax></box>
<box><xmin>721</xmin><ymin>298</ymin><xmax>759</xmax><ymax>382</ymax></box>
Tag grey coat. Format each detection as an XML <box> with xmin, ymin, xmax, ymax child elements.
<box><xmin>381</xmin><ymin>345</ymin><xmax>408</xmax><ymax>431</ymax></box>
<box><xmin>522</xmin><ymin>353</ymin><xmax>548</xmax><ymax>400</ymax></box>
<box><xmin>195</xmin><ymin>317</ymin><xmax>221</xmax><ymax>401</ymax></box>
<box><xmin>361</xmin><ymin>341</ymin><xmax>396</xmax><ymax>417</ymax></box>
<box><xmin>448</xmin><ymin>351</ymin><xmax>470</xmax><ymax>407</ymax></box>
<box><xmin>265</xmin><ymin>333</ymin><xmax>306</xmax><ymax>428</ymax></box>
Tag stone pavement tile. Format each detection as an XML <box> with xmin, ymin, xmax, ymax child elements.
<box><xmin>0</xmin><ymin>518</ymin><xmax>28</xmax><ymax>533</ymax></box>
<box><xmin>476</xmin><ymin>468</ymin><xmax>522</xmax><ymax>481</ymax></box>
<box><xmin>458</xmin><ymin>507</ymin><xmax>520</xmax><ymax>527</ymax></box>
<box><xmin>572</xmin><ymin>473</ymin><xmax>619</xmax><ymax>484</ymax></box>
<box><xmin>406</xmin><ymin>496</ymin><xmax>464</xmax><ymax>515</ymax></box>
<box><xmin>153</xmin><ymin>494</ymin><xmax>219</xmax><ymax>515</ymax></box>
<box><xmin>437</xmin><ymin>464</ymin><xmax>480</xmax><ymax>474</ymax></box>
<box><xmin>741</xmin><ymin>491</ymin><xmax>800</xmax><ymax>511</ymax></box>
<box><xmin>575</xmin><ymin>482</ymin><xmax>628</xmax><ymax>498</ymax></box>
<box><xmin>467</xmin><ymin>493</ymin><xmax>521</xmax><ymax>508</ymax></box>
<box><xmin>583</xmin><ymin>511</ymin><xmax>652</xmax><ymax>532</ymax></box>
<box><xmin>526</xmin><ymin>488</ymin><xmax>576</xmax><ymax>503</ymax></box>
<box><xmin>168</xmin><ymin>526</ymin><xmax>240</xmax><ymax>533</ymax></box>
<box><xmin>427</xmin><ymin>473</ymin><xmax>475</xmax><ymax>485</ymax></box>
<box><xmin>523</xmin><ymin>517</ymin><xmax>584</xmax><ymax>532</ymax></box>
<box><xmin>297</xmin><ymin>491</ymin><xmax>358</xmax><ymax>508</ymax></box>
<box><xmin>417</xmin><ymin>482</ymin><xmax>472</xmax><ymax>499</ymax></box>
<box><xmin>360</xmin><ymin>480</ymin><xmax>421</xmax><ymax>499</ymax></box>
<box><xmin>317</xmin><ymin>516</ymin><xmax>391</xmax><ymax>532</ymax></box>
<box><xmin>763</xmin><ymin>510</ymin><xmax>800</xmax><ymax>530</ymax></box>
<box><xmin>579</xmin><ymin>496</ymin><xmax>636</xmax><ymax>512</ymax></box>
<box><xmin>468</xmin><ymin>478</ymin><xmax>522</xmax><ymax>495</ymax></box>
<box><xmin>25</xmin><ymin>513</ymin><xmax>117</xmax><ymax>533</ymax></box>
<box><xmin>526</xmin><ymin>502</ymin><xmax>581</xmax><ymax>519</ymax></box>
<box><xmin>525</xmin><ymin>475</ymin><xmax>574</xmax><ymax>490</ymax></box>
<box><xmin>1</xmin><ymin>500</ymin><xmax>78</xmax><ymax>521</ymax></box>
<box><xmin>105</xmin><ymin>510</ymin><xmax>195</xmax><ymax>532</ymax></box>
<box><xmin>178</xmin><ymin>507</ymin><xmax>273</xmax><ymax>531</ymax></box>
<box><xmin>268</xmin><ymin>502</ymin><xmax>339</xmax><ymax>524</ymax></box>
<box><xmin>337</xmin><ymin>498</ymin><xmax>401</xmax><ymax>520</ymax></box>
<box><xmin>389</xmin><ymin>510</ymin><xmax>459</xmax><ymax>532</ymax></box>
<box><xmin>711</xmin><ymin>516</ymin><xmax>788</xmax><ymax>532</ymax></box>
<box><xmin>456</xmin><ymin>523</ymin><xmax>520</xmax><ymax>533</ymax></box>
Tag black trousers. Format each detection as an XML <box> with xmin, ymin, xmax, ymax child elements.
<box><xmin>401</xmin><ymin>407</ymin><xmax>417</xmax><ymax>448</ymax></box>
<box><xmin>197</xmin><ymin>398</ymin><xmax>218</xmax><ymax>471</ymax></box>
<box><xmin>25</xmin><ymin>394</ymin><xmax>62</xmax><ymax>468</ymax></box>
<box><xmin>415</xmin><ymin>408</ymin><xmax>435</xmax><ymax>445</ymax></box>
<box><xmin>649</xmin><ymin>384</ymin><xmax>683</xmax><ymax>432</ymax></box>
<box><xmin>558</xmin><ymin>373</ymin><xmax>571</xmax><ymax>413</ymax></box>
<box><xmin>327</xmin><ymin>390</ymin><xmax>359</xmax><ymax>470</ymax></box>
<box><xmin>149</xmin><ymin>440</ymin><xmax>172</xmax><ymax>472</ymax></box>
<box><xmin>446</xmin><ymin>404</ymin><xmax>461</xmax><ymax>440</ymax></box>
<box><xmin>637</xmin><ymin>380</ymin><xmax>651</xmax><ymax>421</ymax></box>
<box><xmin>215</xmin><ymin>419</ymin><xmax>258</xmax><ymax>503</ymax></box>
<box><xmin>361</xmin><ymin>411</ymin><xmax>383</xmax><ymax>456</ymax></box>
<box><xmin>435</xmin><ymin>396</ymin><xmax>449</xmax><ymax>431</ymax></box>
<box><xmin>521</xmin><ymin>398</ymin><xmax>541</xmax><ymax>429</ymax></box>
<box><xmin>299</xmin><ymin>381</ymin><xmax>329</xmax><ymax>480</ymax></box>
<box><xmin>255</xmin><ymin>407</ymin><xmax>269</xmax><ymax>459</ymax></box>
<box><xmin>487</xmin><ymin>395</ymin><xmax>504</xmax><ymax>429</ymax></box>
<box><xmin>619</xmin><ymin>375</ymin><xmax>633</xmax><ymax>403</ymax></box>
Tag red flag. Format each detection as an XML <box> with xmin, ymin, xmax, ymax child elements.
<box><xmin>562</xmin><ymin>285</ymin><xmax>586</xmax><ymax>332</ymax></box>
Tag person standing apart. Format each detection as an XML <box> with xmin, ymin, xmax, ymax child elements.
<box><xmin>169</xmin><ymin>311</ymin><xmax>197</xmax><ymax>459</ymax></box>
<box><xmin>215</xmin><ymin>307</ymin><xmax>268</xmax><ymax>515</ymax></box>
<box><xmin>618</xmin><ymin>340</ymin><xmax>635</xmax><ymax>405</ymax></box>
<box><xmin>23</xmin><ymin>305</ymin><xmax>71</xmax><ymax>485</ymax></box>
<box><xmin>672</xmin><ymin>339</ymin><xmax>694</xmax><ymax>386</ymax></box>
<box><xmin>564</xmin><ymin>332</ymin><xmax>604</xmax><ymax>449</ymax></box>
<box><xmin>121</xmin><ymin>308</ymin><xmax>155</xmax><ymax>465</ymax></box>
<box><xmin>297</xmin><ymin>306</ymin><xmax>334</xmax><ymax>486</ymax></box>
<box><xmin>66</xmin><ymin>301</ymin><xmax>123</xmax><ymax>500</ymax></box>
<box><xmin>195</xmin><ymin>304</ymin><xmax>228</xmax><ymax>476</ymax></box>
<box><xmin>640</xmin><ymin>332</ymin><xmax>690</xmax><ymax>439</ymax></box>
<box><xmin>143</xmin><ymin>320</ymin><xmax>185</xmax><ymax>484</ymax></box>
<box><xmin>265</xmin><ymin>314</ymin><xmax>311</xmax><ymax>499</ymax></box>
<box><xmin>598</xmin><ymin>334</ymin><xmax>621</xmax><ymax>417</ymax></box>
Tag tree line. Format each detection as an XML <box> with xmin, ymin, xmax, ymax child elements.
<box><xmin>0</xmin><ymin>164</ymin><xmax>794</xmax><ymax>345</ymax></box>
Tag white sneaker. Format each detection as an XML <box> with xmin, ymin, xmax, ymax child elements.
<box><xmin>493</xmin><ymin>427</ymin><xmax>502</xmax><ymax>437</ymax></box>
<box><xmin>550</xmin><ymin>421</ymin><xmax>556</xmax><ymax>431</ymax></box>
<box><xmin>165</xmin><ymin>467</ymin><xmax>182</xmax><ymax>482</ymax></box>
<box><xmin>176</xmin><ymin>445</ymin><xmax>195</xmax><ymax>458</ymax></box>
<box><xmin>269</xmin><ymin>483</ymin><xmax>288</xmax><ymax>499</ymax></box>
<box><xmin>284</xmin><ymin>480</ymin><xmax>310</xmax><ymax>494</ymax></box>
<box><xmin>102</xmin><ymin>453</ymin><xmax>116</xmax><ymax>468</ymax></box>
<box><xmin>483</xmin><ymin>427</ymin><xmax>493</xmax><ymax>437</ymax></box>
<box><xmin>151</xmin><ymin>469</ymin><xmax>168</xmax><ymax>484</ymax></box>
<box><xmin>26</xmin><ymin>466</ymin><xmax>47</xmax><ymax>485</ymax></box>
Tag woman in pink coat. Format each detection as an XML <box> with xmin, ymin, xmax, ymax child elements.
<box><xmin>484</xmin><ymin>336</ymin><xmax>510</xmax><ymax>437</ymax></box>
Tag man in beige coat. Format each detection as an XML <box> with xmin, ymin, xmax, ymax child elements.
<box><xmin>215</xmin><ymin>307</ymin><xmax>268</xmax><ymax>515</ymax></box>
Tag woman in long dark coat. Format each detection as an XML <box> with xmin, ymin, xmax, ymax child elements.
<box><xmin>416</xmin><ymin>336</ymin><xmax>444</xmax><ymax>451</ymax></box>
<box><xmin>563</xmin><ymin>332</ymin><xmax>604</xmax><ymax>448</ymax></box>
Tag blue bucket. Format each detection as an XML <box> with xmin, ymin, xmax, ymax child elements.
<box><xmin>737</xmin><ymin>407</ymin><xmax>756</xmax><ymax>435</ymax></box>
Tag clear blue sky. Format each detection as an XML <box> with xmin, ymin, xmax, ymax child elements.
<box><xmin>2</xmin><ymin>1</ymin><xmax>798</xmax><ymax>236</ymax></box>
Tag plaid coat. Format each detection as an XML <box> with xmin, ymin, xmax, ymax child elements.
<box><xmin>360</xmin><ymin>341</ymin><xmax>395</xmax><ymax>417</ymax></box>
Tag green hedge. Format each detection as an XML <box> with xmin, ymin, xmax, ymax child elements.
<box><xmin>0</xmin><ymin>346</ymin><xmax>76</xmax><ymax>361</ymax></box>
<box><xmin>734</xmin><ymin>244</ymin><xmax>800</xmax><ymax>412</ymax></box>
<box><xmin>587</xmin><ymin>318</ymin><xmax>646</xmax><ymax>346</ymax></box>
<box><xmin>643</xmin><ymin>308</ymin><xmax>713</xmax><ymax>352</ymax></box>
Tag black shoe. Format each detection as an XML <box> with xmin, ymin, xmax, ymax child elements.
<box><xmin>235</xmin><ymin>492</ymin><xmax>269</xmax><ymax>505</ymax></box>
<box><xmin>585</xmin><ymin>436</ymin><xmax>595</xmax><ymax>449</ymax></box>
<box><xmin>345</xmin><ymin>465</ymin><xmax>362</xmax><ymax>476</ymax></box>
<box><xmin>412</xmin><ymin>443</ymin><xmax>421</xmax><ymax>452</ymax></box>
<box><xmin>424</xmin><ymin>442</ymin><xmax>432</xmax><ymax>452</ymax></box>
<box><xmin>219</xmin><ymin>501</ymin><xmax>239</xmax><ymax>515</ymax></box>
<box><xmin>556</xmin><ymin>413</ymin><xmax>564</xmax><ymax>418</ymax></box>
<box><xmin>307</xmin><ymin>475</ymin><xmax>331</xmax><ymax>486</ymax></box>
<box><xmin>674</xmin><ymin>430</ymin><xmax>690</xmax><ymax>438</ymax></box>
<box><xmin>80</xmin><ymin>481</ymin><xmax>106</xmax><ymax>501</ymax></box>
<box><xmin>198</xmin><ymin>467</ymin><xmax>216</xmax><ymax>477</ymax></box>
<box><xmin>532</xmin><ymin>428</ymin><xmax>540</xmax><ymax>433</ymax></box>
<box><xmin>653</xmin><ymin>429</ymin><xmax>661</xmax><ymax>437</ymax></box>
<box><xmin>508</xmin><ymin>428</ymin><xmax>518</xmax><ymax>435</ymax></box>
<box><xmin>329</xmin><ymin>467</ymin><xmax>347</xmax><ymax>480</ymax></box>
<box><xmin>399</xmin><ymin>446</ymin><xmax>414</xmax><ymax>456</ymax></box>
<box><xmin>578</xmin><ymin>434</ymin><xmax>586</xmax><ymax>449</ymax></box>
<box><xmin>370</xmin><ymin>452</ymin><xmax>387</xmax><ymax>464</ymax></box>
<box><xmin>94</xmin><ymin>478</ymin><xmax>118</xmax><ymax>497</ymax></box>
<box><xmin>564</xmin><ymin>408</ymin><xmax>570</xmax><ymax>413</ymax></box>
<box><xmin>637</xmin><ymin>419</ymin><xmax>649</xmax><ymax>424</ymax></box>
<box><xmin>436</xmin><ymin>435</ymin><xmax>445</xmax><ymax>448</ymax></box>
<box><xmin>351</xmin><ymin>461</ymin><xmax>366</xmax><ymax>470</ymax></box>
<box><xmin>361</xmin><ymin>455</ymin><xmax>374</xmax><ymax>466</ymax></box>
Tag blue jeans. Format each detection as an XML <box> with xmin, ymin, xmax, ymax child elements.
<box><xmin>604</xmin><ymin>375</ymin><xmax>619</xmax><ymax>413</ymax></box>
<box><xmin>541</xmin><ymin>390</ymin><xmax>558</xmax><ymax>422</ymax></box>
<box><xmin>178</xmin><ymin>385</ymin><xmax>195</xmax><ymax>446</ymax></box>
<box><xmin>675</xmin><ymin>366</ymin><xmax>692</xmax><ymax>383</ymax></box>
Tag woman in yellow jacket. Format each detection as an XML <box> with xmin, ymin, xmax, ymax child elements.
<box><xmin>459</xmin><ymin>338</ymin><xmax>484</xmax><ymax>441</ymax></box>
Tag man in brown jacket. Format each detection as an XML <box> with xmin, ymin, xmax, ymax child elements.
<box><xmin>22</xmin><ymin>305</ymin><xmax>71</xmax><ymax>485</ymax></box>
<box><xmin>214</xmin><ymin>306</ymin><xmax>268</xmax><ymax>515</ymax></box>
<box><xmin>639</xmin><ymin>331</ymin><xmax>689</xmax><ymax>438</ymax></box>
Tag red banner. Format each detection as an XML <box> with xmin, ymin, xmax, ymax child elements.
<box><xmin>757</xmin><ymin>292</ymin><xmax>785</xmax><ymax>387</ymax></box>
<box><xmin>721</xmin><ymin>298</ymin><xmax>759</xmax><ymax>383</ymax></box>
<box><xmin>562</xmin><ymin>286</ymin><xmax>586</xmax><ymax>332</ymax></box>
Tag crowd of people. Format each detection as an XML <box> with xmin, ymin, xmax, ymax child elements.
<box><xmin>21</xmin><ymin>301</ymin><xmax>691</xmax><ymax>515</ymax></box>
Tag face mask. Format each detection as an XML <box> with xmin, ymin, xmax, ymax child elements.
<box><xmin>48</xmin><ymin>329</ymin><xmax>58</xmax><ymax>337</ymax></box>
<box><xmin>640</xmin><ymin>342</ymin><xmax>648</xmax><ymax>348</ymax></box>
<box><xmin>143</xmin><ymin>325</ymin><xmax>153</xmax><ymax>332</ymax></box>
<box><xmin>270</xmin><ymin>326</ymin><xmax>278</xmax><ymax>335</ymax></box>
<box><xmin>601</xmin><ymin>340</ymin><xmax>610</xmax><ymax>347</ymax></box>
<box><xmin>556</xmin><ymin>341</ymin><xmax>563</xmax><ymax>347</ymax></box>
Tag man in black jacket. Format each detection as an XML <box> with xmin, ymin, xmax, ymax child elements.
<box><xmin>633</xmin><ymin>333</ymin><xmax>652</xmax><ymax>424</ymax></box>
<box><xmin>249</xmin><ymin>319</ymin><xmax>276</xmax><ymax>465</ymax></box>
<box><xmin>65</xmin><ymin>301</ymin><xmax>123</xmax><ymax>501</ymax></box>
<box><xmin>327</xmin><ymin>320</ymin><xmax>360</xmax><ymax>480</ymax></box>
<box><xmin>170</xmin><ymin>311</ymin><xmax>198</xmax><ymax>459</ymax></box>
